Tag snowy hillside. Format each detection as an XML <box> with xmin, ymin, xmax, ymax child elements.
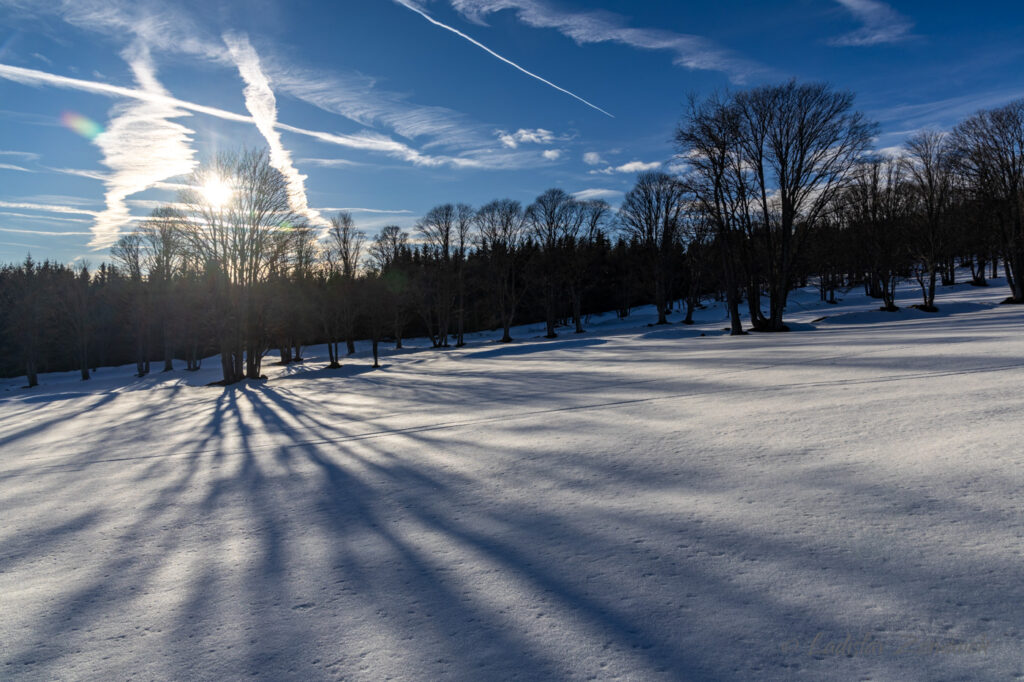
<box><xmin>2</xmin><ymin>280</ymin><xmax>1023</xmax><ymax>680</ymax></box>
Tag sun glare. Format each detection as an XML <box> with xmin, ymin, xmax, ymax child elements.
<box><xmin>200</xmin><ymin>174</ymin><xmax>233</xmax><ymax>209</ymax></box>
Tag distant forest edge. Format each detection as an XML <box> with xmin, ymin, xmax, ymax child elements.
<box><xmin>2</xmin><ymin>81</ymin><xmax>1023</xmax><ymax>386</ymax></box>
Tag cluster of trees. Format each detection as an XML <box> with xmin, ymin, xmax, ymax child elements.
<box><xmin>2</xmin><ymin>84</ymin><xmax>1023</xmax><ymax>386</ymax></box>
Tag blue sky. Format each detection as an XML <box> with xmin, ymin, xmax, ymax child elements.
<box><xmin>1</xmin><ymin>0</ymin><xmax>1022</xmax><ymax>264</ymax></box>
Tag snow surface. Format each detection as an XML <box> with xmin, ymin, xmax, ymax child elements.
<box><xmin>2</xmin><ymin>279</ymin><xmax>1023</xmax><ymax>680</ymax></box>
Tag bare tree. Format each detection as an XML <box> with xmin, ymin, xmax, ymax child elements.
<box><xmin>454</xmin><ymin>203</ymin><xmax>475</xmax><ymax>346</ymax></box>
<box><xmin>139</xmin><ymin>207</ymin><xmax>183</xmax><ymax>371</ymax></box>
<box><xmin>526</xmin><ymin>188</ymin><xmax>583</xmax><ymax>337</ymax></box>
<box><xmin>951</xmin><ymin>100</ymin><xmax>1024</xmax><ymax>302</ymax></box>
<box><xmin>841</xmin><ymin>157</ymin><xmax>911</xmax><ymax>311</ymax></box>
<box><xmin>565</xmin><ymin>199</ymin><xmax>610</xmax><ymax>333</ymax></box>
<box><xmin>111</xmin><ymin>231</ymin><xmax>150</xmax><ymax>376</ymax></box>
<box><xmin>177</xmin><ymin>148</ymin><xmax>301</xmax><ymax>383</ymax></box>
<box><xmin>903</xmin><ymin>132</ymin><xmax>955</xmax><ymax>310</ymax></box>
<box><xmin>326</xmin><ymin>211</ymin><xmax>365</xmax><ymax>356</ymax></box>
<box><xmin>619</xmin><ymin>172</ymin><xmax>688</xmax><ymax>325</ymax></box>
<box><xmin>475</xmin><ymin>199</ymin><xmax>526</xmax><ymax>342</ymax></box>
<box><xmin>734</xmin><ymin>81</ymin><xmax>875</xmax><ymax>330</ymax></box>
<box><xmin>417</xmin><ymin>204</ymin><xmax>459</xmax><ymax>346</ymax></box>
<box><xmin>675</xmin><ymin>91</ymin><xmax>750</xmax><ymax>335</ymax></box>
<box><xmin>369</xmin><ymin>224</ymin><xmax>410</xmax><ymax>349</ymax></box>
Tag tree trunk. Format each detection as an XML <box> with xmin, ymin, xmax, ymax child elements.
<box><xmin>572</xmin><ymin>292</ymin><xmax>584</xmax><ymax>333</ymax></box>
<box><xmin>654</xmin><ymin>277</ymin><xmax>668</xmax><ymax>325</ymax></box>
<box><xmin>25</xmin><ymin>357</ymin><xmax>38</xmax><ymax>388</ymax></box>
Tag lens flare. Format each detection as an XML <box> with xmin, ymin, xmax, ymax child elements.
<box><xmin>61</xmin><ymin>111</ymin><xmax>104</xmax><ymax>140</ymax></box>
<box><xmin>200</xmin><ymin>174</ymin><xmax>233</xmax><ymax>209</ymax></box>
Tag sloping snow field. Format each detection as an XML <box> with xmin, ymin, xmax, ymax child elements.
<box><xmin>2</xmin><ymin>280</ymin><xmax>1023</xmax><ymax>680</ymax></box>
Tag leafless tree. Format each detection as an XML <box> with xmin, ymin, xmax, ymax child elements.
<box><xmin>177</xmin><ymin>148</ymin><xmax>301</xmax><ymax>383</ymax></box>
<box><xmin>733</xmin><ymin>81</ymin><xmax>875</xmax><ymax>330</ymax></box>
<box><xmin>619</xmin><ymin>172</ymin><xmax>688</xmax><ymax>325</ymax></box>
<box><xmin>526</xmin><ymin>188</ymin><xmax>583</xmax><ymax>337</ymax></box>
<box><xmin>369</xmin><ymin>224</ymin><xmax>410</xmax><ymax>349</ymax></box>
<box><xmin>903</xmin><ymin>131</ymin><xmax>955</xmax><ymax>309</ymax></box>
<box><xmin>138</xmin><ymin>207</ymin><xmax>183</xmax><ymax>371</ymax></box>
<box><xmin>675</xmin><ymin>91</ymin><xmax>751</xmax><ymax>335</ymax></box>
<box><xmin>951</xmin><ymin>99</ymin><xmax>1024</xmax><ymax>302</ymax></box>
<box><xmin>475</xmin><ymin>199</ymin><xmax>526</xmax><ymax>342</ymax></box>
<box><xmin>326</xmin><ymin>211</ymin><xmax>365</xmax><ymax>355</ymax></box>
<box><xmin>841</xmin><ymin>157</ymin><xmax>911</xmax><ymax>311</ymax></box>
<box><xmin>454</xmin><ymin>203</ymin><xmax>475</xmax><ymax>346</ymax></box>
<box><xmin>111</xmin><ymin>231</ymin><xmax>150</xmax><ymax>376</ymax></box>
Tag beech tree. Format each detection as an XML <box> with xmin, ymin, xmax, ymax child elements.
<box><xmin>619</xmin><ymin>172</ymin><xmax>687</xmax><ymax>325</ymax></box>
<box><xmin>475</xmin><ymin>199</ymin><xmax>526</xmax><ymax>343</ymax></box>
<box><xmin>951</xmin><ymin>100</ymin><xmax>1024</xmax><ymax>302</ymax></box>
<box><xmin>177</xmin><ymin>148</ymin><xmax>301</xmax><ymax>384</ymax></box>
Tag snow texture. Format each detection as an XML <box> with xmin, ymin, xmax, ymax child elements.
<box><xmin>1</xmin><ymin>279</ymin><xmax>1023</xmax><ymax>680</ymax></box>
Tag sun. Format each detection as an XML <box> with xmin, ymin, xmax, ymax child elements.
<box><xmin>200</xmin><ymin>174</ymin><xmax>233</xmax><ymax>209</ymax></box>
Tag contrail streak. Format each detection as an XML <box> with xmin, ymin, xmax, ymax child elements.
<box><xmin>0</xmin><ymin>63</ymin><xmax>479</xmax><ymax>168</ymax></box>
<box><xmin>394</xmin><ymin>0</ymin><xmax>613</xmax><ymax>118</ymax></box>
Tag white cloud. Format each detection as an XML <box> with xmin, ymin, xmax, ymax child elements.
<box><xmin>496</xmin><ymin>127</ymin><xmax>556</xmax><ymax>148</ymax></box>
<box><xmin>223</xmin><ymin>32</ymin><xmax>322</xmax><ymax>225</ymax></box>
<box><xmin>297</xmin><ymin>158</ymin><xmax>364</xmax><ymax>168</ymax></box>
<box><xmin>541</xmin><ymin>149</ymin><xmax>562</xmax><ymax>160</ymax></box>
<box><xmin>582</xmin><ymin>151</ymin><xmax>604</xmax><ymax>166</ymax></box>
<box><xmin>88</xmin><ymin>42</ymin><xmax>198</xmax><ymax>248</ymax></box>
<box><xmin>447</xmin><ymin>0</ymin><xmax>765</xmax><ymax>83</ymax></box>
<box><xmin>46</xmin><ymin>167</ymin><xmax>110</xmax><ymax>180</ymax></box>
<box><xmin>392</xmin><ymin>0</ymin><xmax>613</xmax><ymax>116</ymax></box>
<box><xmin>571</xmin><ymin>188</ymin><xmax>623</xmax><ymax>202</ymax></box>
<box><xmin>5</xmin><ymin>1</ymin><xmax>559</xmax><ymax>172</ymax></box>
<box><xmin>0</xmin><ymin>63</ymin><xmax>489</xmax><ymax>170</ymax></box>
<box><xmin>0</xmin><ymin>150</ymin><xmax>41</xmax><ymax>160</ymax></box>
<box><xmin>315</xmin><ymin>207</ymin><xmax>413</xmax><ymax>215</ymax></box>
<box><xmin>0</xmin><ymin>163</ymin><xmax>34</xmax><ymax>172</ymax></box>
<box><xmin>589</xmin><ymin>160</ymin><xmax>662</xmax><ymax>175</ymax></box>
<box><xmin>0</xmin><ymin>200</ymin><xmax>101</xmax><ymax>216</ymax></box>
<box><xmin>829</xmin><ymin>0</ymin><xmax>914</xmax><ymax>46</ymax></box>
<box><xmin>0</xmin><ymin>211</ymin><xmax>92</xmax><ymax>224</ymax></box>
<box><xmin>0</xmin><ymin>226</ymin><xmax>93</xmax><ymax>236</ymax></box>
<box><xmin>875</xmin><ymin>145</ymin><xmax>908</xmax><ymax>159</ymax></box>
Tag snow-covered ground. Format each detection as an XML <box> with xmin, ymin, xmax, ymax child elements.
<box><xmin>2</xmin><ymin>279</ymin><xmax>1023</xmax><ymax>680</ymax></box>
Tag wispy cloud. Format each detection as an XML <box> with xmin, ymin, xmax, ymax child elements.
<box><xmin>582</xmin><ymin>151</ymin><xmax>604</xmax><ymax>166</ymax></box>
<box><xmin>393</xmin><ymin>0</ymin><xmax>613</xmax><ymax>117</ymax></box>
<box><xmin>297</xmin><ymin>158</ymin><xmax>365</xmax><ymax>168</ymax></box>
<box><xmin>0</xmin><ymin>150</ymin><xmax>41</xmax><ymax>160</ymax></box>
<box><xmin>0</xmin><ymin>162</ymin><xmax>34</xmax><ymax>172</ymax></box>
<box><xmin>446</xmin><ymin>0</ymin><xmax>765</xmax><ymax>83</ymax></box>
<box><xmin>829</xmin><ymin>0</ymin><xmax>914</xmax><ymax>46</ymax></box>
<box><xmin>0</xmin><ymin>211</ymin><xmax>91</xmax><ymax>224</ymax></box>
<box><xmin>590</xmin><ymin>160</ymin><xmax>661</xmax><ymax>175</ymax></box>
<box><xmin>6</xmin><ymin>1</ymin><xmax>556</xmax><ymax>171</ymax></box>
<box><xmin>315</xmin><ymin>207</ymin><xmax>414</xmax><ymax>215</ymax></box>
<box><xmin>496</xmin><ymin>127</ymin><xmax>556</xmax><ymax>148</ymax></box>
<box><xmin>0</xmin><ymin>62</ymin><xmax>490</xmax><ymax>169</ymax></box>
<box><xmin>46</xmin><ymin>166</ymin><xmax>110</xmax><ymax>180</ymax></box>
<box><xmin>572</xmin><ymin>188</ymin><xmax>622</xmax><ymax>202</ymax></box>
<box><xmin>0</xmin><ymin>200</ymin><xmax>101</xmax><ymax>216</ymax></box>
<box><xmin>869</xmin><ymin>88</ymin><xmax>1024</xmax><ymax>131</ymax></box>
<box><xmin>223</xmin><ymin>33</ymin><xmax>321</xmax><ymax>225</ymax></box>
<box><xmin>0</xmin><ymin>226</ymin><xmax>93</xmax><ymax>236</ymax></box>
<box><xmin>541</xmin><ymin>149</ymin><xmax>562</xmax><ymax>160</ymax></box>
<box><xmin>88</xmin><ymin>42</ymin><xmax>198</xmax><ymax>248</ymax></box>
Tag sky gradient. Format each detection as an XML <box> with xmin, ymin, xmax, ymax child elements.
<box><xmin>1</xmin><ymin>0</ymin><xmax>1023</xmax><ymax>263</ymax></box>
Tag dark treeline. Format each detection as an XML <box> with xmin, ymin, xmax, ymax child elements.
<box><xmin>2</xmin><ymin>83</ymin><xmax>1023</xmax><ymax>386</ymax></box>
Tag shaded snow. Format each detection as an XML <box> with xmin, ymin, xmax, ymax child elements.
<box><xmin>1</xmin><ymin>279</ymin><xmax>1023</xmax><ymax>680</ymax></box>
